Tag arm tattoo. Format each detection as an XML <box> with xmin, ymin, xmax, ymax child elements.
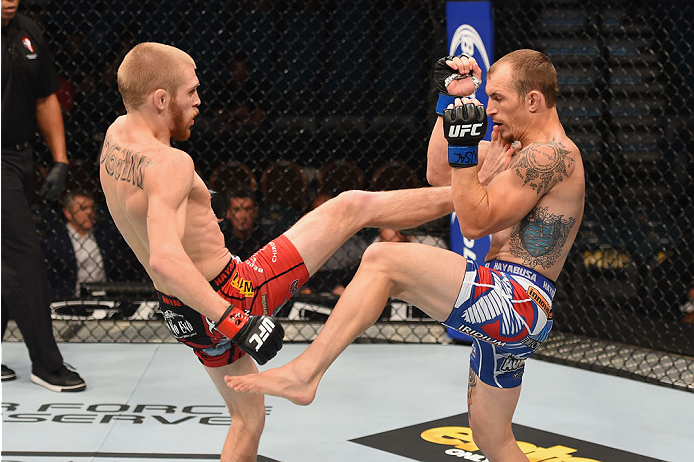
<box><xmin>100</xmin><ymin>136</ymin><xmax>152</xmax><ymax>189</ymax></box>
<box><xmin>512</xmin><ymin>138</ymin><xmax>574</xmax><ymax>195</ymax></box>
<box><xmin>509</xmin><ymin>206</ymin><xmax>576</xmax><ymax>268</ymax></box>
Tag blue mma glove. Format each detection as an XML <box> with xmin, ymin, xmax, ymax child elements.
<box><xmin>443</xmin><ymin>102</ymin><xmax>488</xmax><ymax>168</ymax></box>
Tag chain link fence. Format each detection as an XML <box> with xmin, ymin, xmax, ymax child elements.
<box><xmin>6</xmin><ymin>0</ymin><xmax>693</xmax><ymax>391</ymax></box>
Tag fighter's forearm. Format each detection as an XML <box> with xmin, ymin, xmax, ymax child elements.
<box><xmin>149</xmin><ymin>250</ymin><xmax>229</xmax><ymax>322</ymax></box>
<box><xmin>426</xmin><ymin>116</ymin><xmax>452</xmax><ymax>186</ymax></box>
<box><xmin>451</xmin><ymin>167</ymin><xmax>491</xmax><ymax>239</ymax></box>
<box><xmin>36</xmin><ymin>93</ymin><xmax>68</xmax><ymax>164</ymax></box>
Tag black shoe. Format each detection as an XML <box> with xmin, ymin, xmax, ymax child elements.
<box><xmin>31</xmin><ymin>363</ymin><xmax>86</xmax><ymax>392</ymax></box>
<box><xmin>2</xmin><ymin>364</ymin><xmax>17</xmax><ymax>381</ymax></box>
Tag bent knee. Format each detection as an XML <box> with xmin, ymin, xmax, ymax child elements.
<box><xmin>226</xmin><ymin>393</ymin><xmax>266</xmax><ymax>434</ymax></box>
<box><xmin>359</xmin><ymin>242</ymin><xmax>405</xmax><ymax>275</ymax></box>
<box><xmin>311</xmin><ymin>190</ymin><xmax>368</xmax><ymax>224</ymax></box>
<box><xmin>331</xmin><ymin>190</ymin><xmax>371</xmax><ymax>214</ymax></box>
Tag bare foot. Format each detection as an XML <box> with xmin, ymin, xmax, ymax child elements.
<box><xmin>225</xmin><ymin>364</ymin><xmax>317</xmax><ymax>406</ymax></box>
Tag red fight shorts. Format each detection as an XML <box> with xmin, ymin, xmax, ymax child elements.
<box><xmin>157</xmin><ymin>235</ymin><xmax>309</xmax><ymax>367</ymax></box>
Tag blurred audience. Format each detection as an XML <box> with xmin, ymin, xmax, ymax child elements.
<box><xmin>41</xmin><ymin>191</ymin><xmax>123</xmax><ymax>300</ymax></box>
<box><xmin>211</xmin><ymin>53</ymin><xmax>265</xmax><ymax>131</ymax></box>
<box><xmin>218</xmin><ymin>186</ymin><xmax>273</xmax><ymax>261</ymax></box>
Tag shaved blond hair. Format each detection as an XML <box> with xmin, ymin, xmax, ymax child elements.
<box><xmin>489</xmin><ymin>49</ymin><xmax>558</xmax><ymax>108</ymax></box>
<box><xmin>117</xmin><ymin>42</ymin><xmax>196</xmax><ymax>111</ymax></box>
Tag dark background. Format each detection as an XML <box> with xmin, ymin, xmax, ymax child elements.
<box><xmin>17</xmin><ymin>0</ymin><xmax>694</xmax><ymax>357</ymax></box>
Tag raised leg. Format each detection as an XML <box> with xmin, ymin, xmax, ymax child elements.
<box><xmin>284</xmin><ymin>187</ymin><xmax>453</xmax><ymax>276</ymax></box>
<box><xmin>225</xmin><ymin>241</ymin><xmax>465</xmax><ymax>404</ymax></box>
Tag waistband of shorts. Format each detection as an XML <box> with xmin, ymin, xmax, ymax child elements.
<box><xmin>209</xmin><ymin>256</ymin><xmax>239</xmax><ymax>291</ymax></box>
<box><xmin>485</xmin><ymin>260</ymin><xmax>556</xmax><ymax>298</ymax></box>
<box><xmin>156</xmin><ymin>256</ymin><xmax>238</xmax><ymax>306</ymax></box>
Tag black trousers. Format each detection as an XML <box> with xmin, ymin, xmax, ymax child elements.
<box><xmin>1</xmin><ymin>146</ymin><xmax>63</xmax><ymax>372</ymax></box>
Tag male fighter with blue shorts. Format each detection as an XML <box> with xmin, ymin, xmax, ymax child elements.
<box><xmin>227</xmin><ymin>49</ymin><xmax>585</xmax><ymax>462</ymax></box>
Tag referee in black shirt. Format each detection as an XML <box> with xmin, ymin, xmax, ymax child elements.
<box><xmin>1</xmin><ymin>0</ymin><xmax>85</xmax><ymax>391</ymax></box>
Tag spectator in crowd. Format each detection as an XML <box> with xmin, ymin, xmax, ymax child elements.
<box><xmin>219</xmin><ymin>186</ymin><xmax>273</xmax><ymax>261</ymax></box>
<box><xmin>376</xmin><ymin>228</ymin><xmax>409</xmax><ymax>243</ymax></box>
<box><xmin>41</xmin><ymin>191</ymin><xmax>122</xmax><ymax>300</ymax></box>
<box><xmin>1</xmin><ymin>0</ymin><xmax>86</xmax><ymax>391</ymax></box>
<box><xmin>300</xmin><ymin>193</ymin><xmax>368</xmax><ymax>296</ymax></box>
<box><xmin>211</xmin><ymin>53</ymin><xmax>265</xmax><ymax>131</ymax></box>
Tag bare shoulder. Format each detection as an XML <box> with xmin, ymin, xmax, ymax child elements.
<box><xmin>100</xmin><ymin>136</ymin><xmax>156</xmax><ymax>191</ymax></box>
<box><xmin>509</xmin><ymin>136</ymin><xmax>578</xmax><ymax>195</ymax></box>
<box><xmin>141</xmin><ymin>147</ymin><xmax>195</xmax><ymax>195</ymax></box>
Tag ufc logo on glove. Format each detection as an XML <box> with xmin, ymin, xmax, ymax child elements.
<box><xmin>212</xmin><ymin>305</ymin><xmax>285</xmax><ymax>365</ymax></box>
<box><xmin>249</xmin><ymin>317</ymin><xmax>276</xmax><ymax>351</ymax></box>
<box><xmin>443</xmin><ymin>102</ymin><xmax>488</xmax><ymax>168</ymax></box>
<box><xmin>447</xmin><ymin>123</ymin><xmax>485</xmax><ymax>138</ymax></box>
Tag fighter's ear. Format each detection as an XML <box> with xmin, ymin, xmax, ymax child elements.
<box><xmin>527</xmin><ymin>90</ymin><xmax>543</xmax><ymax>113</ymax></box>
<box><xmin>153</xmin><ymin>89</ymin><xmax>168</xmax><ymax>110</ymax></box>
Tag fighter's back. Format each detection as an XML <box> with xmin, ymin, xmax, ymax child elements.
<box><xmin>99</xmin><ymin>115</ymin><xmax>230</xmax><ymax>293</ymax></box>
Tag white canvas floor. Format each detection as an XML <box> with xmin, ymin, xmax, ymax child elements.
<box><xmin>1</xmin><ymin>342</ymin><xmax>692</xmax><ymax>462</ymax></box>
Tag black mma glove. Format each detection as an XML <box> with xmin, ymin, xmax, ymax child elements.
<box><xmin>40</xmin><ymin>162</ymin><xmax>69</xmax><ymax>202</ymax></box>
<box><xmin>209</xmin><ymin>189</ymin><xmax>228</xmax><ymax>220</ymax></box>
<box><xmin>433</xmin><ymin>55</ymin><xmax>482</xmax><ymax>97</ymax></box>
<box><xmin>212</xmin><ymin>305</ymin><xmax>284</xmax><ymax>365</ymax></box>
<box><xmin>443</xmin><ymin>102</ymin><xmax>488</xmax><ymax>168</ymax></box>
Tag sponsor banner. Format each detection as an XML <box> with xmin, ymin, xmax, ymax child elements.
<box><xmin>351</xmin><ymin>413</ymin><xmax>666</xmax><ymax>462</ymax></box>
<box><xmin>446</xmin><ymin>0</ymin><xmax>494</xmax><ymax>132</ymax></box>
<box><xmin>446</xmin><ymin>1</ymin><xmax>494</xmax><ymax>342</ymax></box>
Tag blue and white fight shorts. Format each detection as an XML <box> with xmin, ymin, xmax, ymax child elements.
<box><xmin>444</xmin><ymin>259</ymin><xmax>555</xmax><ymax>388</ymax></box>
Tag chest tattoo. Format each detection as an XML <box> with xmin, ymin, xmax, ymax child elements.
<box><xmin>513</xmin><ymin>139</ymin><xmax>574</xmax><ymax>195</ymax></box>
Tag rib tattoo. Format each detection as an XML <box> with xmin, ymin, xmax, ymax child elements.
<box><xmin>509</xmin><ymin>206</ymin><xmax>576</xmax><ymax>268</ymax></box>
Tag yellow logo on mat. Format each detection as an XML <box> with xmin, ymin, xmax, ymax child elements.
<box><xmin>421</xmin><ymin>426</ymin><xmax>602</xmax><ymax>462</ymax></box>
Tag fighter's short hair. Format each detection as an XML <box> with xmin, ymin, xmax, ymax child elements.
<box><xmin>117</xmin><ymin>42</ymin><xmax>196</xmax><ymax>111</ymax></box>
<box><xmin>489</xmin><ymin>49</ymin><xmax>558</xmax><ymax>108</ymax></box>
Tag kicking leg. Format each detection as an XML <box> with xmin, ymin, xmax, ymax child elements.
<box><xmin>226</xmin><ymin>242</ymin><xmax>466</xmax><ymax>404</ymax></box>
<box><xmin>283</xmin><ymin>187</ymin><xmax>452</xmax><ymax>276</ymax></box>
<box><xmin>205</xmin><ymin>355</ymin><xmax>265</xmax><ymax>462</ymax></box>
